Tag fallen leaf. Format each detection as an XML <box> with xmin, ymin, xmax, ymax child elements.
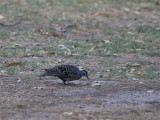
<box><xmin>35</xmin><ymin>28</ymin><xmax>43</xmax><ymax>32</ymax></box>
<box><xmin>129</xmin><ymin>68</ymin><xmax>136</xmax><ymax>73</ymax></box>
<box><xmin>53</xmin><ymin>32</ymin><xmax>62</xmax><ymax>37</ymax></box>
<box><xmin>3</xmin><ymin>62</ymin><xmax>23</xmax><ymax>68</ymax></box>
<box><xmin>33</xmin><ymin>43</ymin><xmax>41</xmax><ymax>46</ymax></box>
<box><xmin>134</xmin><ymin>11</ymin><xmax>141</xmax><ymax>15</ymax></box>
<box><xmin>122</xmin><ymin>86</ymin><xmax>128</xmax><ymax>89</ymax></box>
<box><xmin>126</xmin><ymin>63</ymin><xmax>141</xmax><ymax>67</ymax></box>
<box><xmin>89</xmin><ymin>47</ymin><xmax>95</xmax><ymax>52</ymax></box>
<box><xmin>12</xmin><ymin>43</ymin><xmax>24</xmax><ymax>47</ymax></box>
<box><xmin>122</xmin><ymin>7</ymin><xmax>130</xmax><ymax>12</ymax></box>
<box><xmin>90</xmin><ymin>12</ymin><xmax>110</xmax><ymax>17</ymax></box>
<box><xmin>42</xmin><ymin>31</ymin><xmax>63</xmax><ymax>37</ymax></box>
<box><xmin>104</xmin><ymin>40</ymin><xmax>112</xmax><ymax>44</ymax></box>
<box><xmin>133</xmin><ymin>73</ymin><xmax>144</xmax><ymax>77</ymax></box>
<box><xmin>50</xmin><ymin>23</ymin><xmax>75</xmax><ymax>32</ymax></box>
<box><xmin>84</xmin><ymin>96</ymin><xmax>91</xmax><ymax>101</ymax></box>
<box><xmin>0</xmin><ymin>70</ymin><xmax>7</xmax><ymax>75</ymax></box>
<box><xmin>141</xmin><ymin>6</ymin><xmax>149</xmax><ymax>10</ymax></box>
<box><xmin>90</xmin><ymin>9</ymin><xmax>124</xmax><ymax>17</ymax></box>
<box><xmin>0</xmin><ymin>15</ymin><xmax>4</xmax><ymax>19</ymax></box>
<box><xmin>74</xmin><ymin>114</ymin><xmax>79</xmax><ymax>117</ymax></box>
<box><xmin>73</xmin><ymin>31</ymin><xmax>81</xmax><ymax>36</ymax></box>
<box><xmin>139</xmin><ymin>82</ymin><xmax>143</xmax><ymax>84</ymax></box>
<box><xmin>45</xmin><ymin>50</ymin><xmax>55</xmax><ymax>55</ymax></box>
<box><xmin>63</xmin><ymin>112</ymin><xmax>73</xmax><ymax>116</ymax></box>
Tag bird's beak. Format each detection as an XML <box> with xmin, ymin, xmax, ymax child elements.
<box><xmin>86</xmin><ymin>75</ymin><xmax>90</xmax><ymax>79</ymax></box>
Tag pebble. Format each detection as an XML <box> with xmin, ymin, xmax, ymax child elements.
<box><xmin>17</xmin><ymin>78</ymin><xmax>21</xmax><ymax>83</ymax></box>
<box><xmin>91</xmin><ymin>81</ymin><xmax>105</xmax><ymax>87</ymax></box>
<box><xmin>33</xmin><ymin>87</ymin><xmax>45</xmax><ymax>90</ymax></box>
<box><xmin>63</xmin><ymin>112</ymin><xmax>73</xmax><ymax>116</ymax></box>
<box><xmin>132</xmin><ymin>78</ymin><xmax>139</xmax><ymax>80</ymax></box>
<box><xmin>147</xmin><ymin>90</ymin><xmax>154</xmax><ymax>93</ymax></box>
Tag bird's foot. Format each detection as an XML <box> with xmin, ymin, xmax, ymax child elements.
<box><xmin>63</xmin><ymin>80</ymin><xmax>67</xmax><ymax>85</ymax></box>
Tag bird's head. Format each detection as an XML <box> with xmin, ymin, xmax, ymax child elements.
<box><xmin>81</xmin><ymin>70</ymin><xmax>89</xmax><ymax>79</ymax></box>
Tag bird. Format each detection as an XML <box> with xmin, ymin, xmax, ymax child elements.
<box><xmin>39</xmin><ymin>64</ymin><xmax>89</xmax><ymax>85</ymax></box>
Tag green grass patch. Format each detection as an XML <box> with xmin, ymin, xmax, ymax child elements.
<box><xmin>141</xmin><ymin>50</ymin><xmax>160</xmax><ymax>56</ymax></box>
<box><xmin>0</xmin><ymin>0</ymin><xmax>159</xmax><ymax>79</ymax></box>
<box><xmin>136</xmin><ymin>66</ymin><xmax>160</xmax><ymax>79</ymax></box>
<box><xmin>0</xmin><ymin>61</ymin><xmax>48</xmax><ymax>76</ymax></box>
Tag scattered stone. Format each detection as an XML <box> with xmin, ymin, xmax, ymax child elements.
<box><xmin>139</xmin><ymin>81</ymin><xmax>144</xmax><ymax>84</ymax></box>
<box><xmin>12</xmin><ymin>43</ymin><xmax>24</xmax><ymax>47</ymax></box>
<box><xmin>23</xmin><ymin>54</ymin><xmax>34</xmax><ymax>57</ymax></box>
<box><xmin>0</xmin><ymin>15</ymin><xmax>4</xmax><ymax>19</ymax></box>
<box><xmin>126</xmin><ymin>63</ymin><xmax>140</xmax><ymax>67</ymax></box>
<box><xmin>33</xmin><ymin>87</ymin><xmax>45</xmax><ymax>90</ymax></box>
<box><xmin>63</xmin><ymin>112</ymin><xmax>73</xmax><ymax>116</ymax></box>
<box><xmin>57</xmin><ymin>59</ymin><xmax>62</xmax><ymax>63</ymax></box>
<box><xmin>0</xmin><ymin>70</ymin><xmax>7</xmax><ymax>75</ymax></box>
<box><xmin>122</xmin><ymin>86</ymin><xmax>128</xmax><ymax>89</ymax></box>
<box><xmin>104</xmin><ymin>40</ymin><xmax>111</xmax><ymax>44</ymax></box>
<box><xmin>17</xmin><ymin>78</ymin><xmax>21</xmax><ymax>83</ymax></box>
<box><xmin>132</xmin><ymin>78</ymin><xmax>139</xmax><ymax>80</ymax></box>
<box><xmin>91</xmin><ymin>81</ymin><xmax>105</xmax><ymax>87</ymax></box>
<box><xmin>147</xmin><ymin>90</ymin><xmax>154</xmax><ymax>93</ymax></box>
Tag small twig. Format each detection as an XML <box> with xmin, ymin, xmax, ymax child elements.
<box><xmin>0</xmin><ymin>18</ymin><xmax>23</xmax><ymax>27</ymax></box>
<box><xmin>50</xmin><ymin>23</ymin><xmax>75</xmax><ymax>32</ymax></box>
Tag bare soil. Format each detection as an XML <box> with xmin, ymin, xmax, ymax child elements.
<box><xmin>0</xmin><ymin>0</ymin><xmax>160</xmax><ymax>119</ymax></box>
<box><xmin>0</xmin><ymin>74</ymin><xmax>160</xmax><ymax>120</ymax></box>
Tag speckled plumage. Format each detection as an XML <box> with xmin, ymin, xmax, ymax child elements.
<box><xmin>39</xmin><ymin>65</ymin><xmax>89</xmax><ymax>85</ymax></box>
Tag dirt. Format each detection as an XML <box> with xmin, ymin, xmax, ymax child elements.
<box><xmin>0</xmin><ymin>1</ymin><xmax>160</xmax><ymax>119</ymax></box>
<box><xmin>0</xmin><ymin>75</ymin><xmax>160</xmax><ymax>120</ymax></box>
<box><xmin>0</xmin><ymin>54</ymin><xmax>160</xmax><ymax>120</ymax></box>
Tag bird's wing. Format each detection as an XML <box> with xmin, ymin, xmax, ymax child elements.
<box><xmin>56</xmin><ymin>65</ymin><xmax>79</xmax><ymax>78</ymax></box>
<box><xmin>44</xmin><ymin>68</ymin><xmax>60</xmax><ymax>76</ymax></box>
<box><xmin>44</xmin><ymin>65</ymin><xmax>79</xmax><ymax>79</ymax></box>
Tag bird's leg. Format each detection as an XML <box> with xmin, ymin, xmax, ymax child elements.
<box><xmin>62</xmin><ymin>80</ymin><xmax>67</xmax><ymax>85</ymax></box>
